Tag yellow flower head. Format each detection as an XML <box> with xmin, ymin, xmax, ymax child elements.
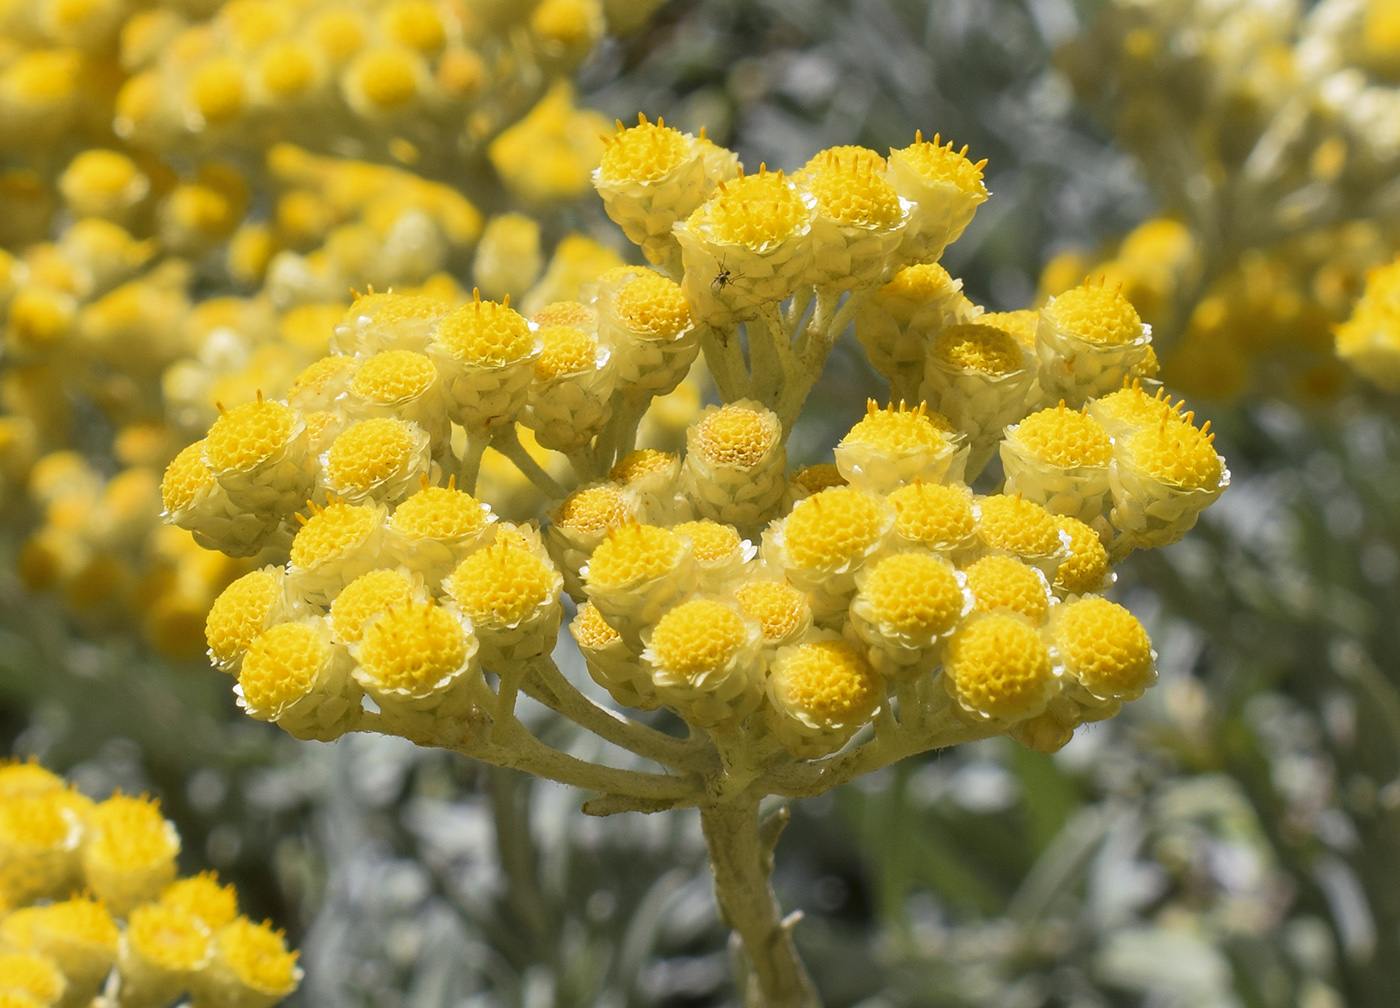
<box><xmin>59</xmin><ymin>149</ymin><xmax>148</xmax><ymax>217</ymax></box>
<box><xmin>887</xmin><ymin>481</ymin><xmax>975</xmax><ymax>547</ymax></box>
<box><xmin>533</xmin><ymin>300</ymin><xmax>595</xmax><ymax>329</ymax></box>
<box><xmin>0</xmin><ymin>787</ymin><xmax>88</xmax><ymax>852</ymax></box>
<box><xmin>289</xmin><ymin>501</ymin><xmax>381</xmax><ymax>569</ymax></box>
<box><xmin>613</xmin><ymin>271</ymin><xmax>692</xmax><ymax>339</ymax></box>
<box><xmin>1052</xmin><ymin>517</ymin><xmax>1109</xmax><ymax>596</ymax></box>
<box><xmin>344</xmin><ymin>46</ymin><xmax>425</xmax><ymax>113</ymax></box>
<box><xmin>891</xmin><ymin>133</ymin><xmax>988</xmax><ymax>196</ymax></box>
<box><xmin>859</xmin><ymin>553</ymin><xmax>964</xmax><ymax>636</ymax></box>
<box><xmin>205</xmin><ymin>569</ymin><xmax>282</xmax><ymax>668</ymax></box>
<box><xmin>351</xmin><ymin>350</ymin><xmax>438</xmax><ymax>404</ymax></box>
<box><xmin>733</xmin><ymin>580</ymin><xmax>810</xmax><ymax>642</ymax></box>
<box><xmin>571</xmin><ymin>602</ymin><xmax>621</xmax><ymax>648</ymax></box>
<box><xmin>782</xmin><ymin>486</ymin><xmax>888</xmax><ymax>570</ymax></box>
<box><xmin>330</xmin><ymin>569</ymin><xmax>416</xmax><ymax>643</ymax></box>
<box><xmin>534</xmin><ymin>325</ymin><xmax>597</xmax><ymax>379</ymax></box>
<box><xmin>323</xmin><ymin>418</ymin><xmax>418</xmax><ymax>494</ymax></box>
<box><xmin>878</xmin><ymin>261</ymin><xmax>953</xmax><ymax>301</ymax></box>
<box><xmin>693</xmin><ymin>403</ymin><xmax>779</xmax><ymax>467</ymax></box>
<box><xmin>673</xmin><ymin>520</ymin><xmax>743</xmax><ymax>564</ymax></box>
<box><xmin>686</xmin><ymin>167</ymin><xmax>811</xmax><ymax>249</ymax></box>
<box><xmin>389</xmin><ymin>482</ymin><xmax>490</xmax><ymax>541</ymax></box>
<box><xmin>1120</xmin><ymin>418</ymin><xmax>1223</xmax><ymax>490</ymax></box>
<box><xmin>977</xmin><ymin>494</ymin><xmax>1061</xmax><ymax>557</ymax></box>
<box><xmin>945</xmin><ymin>614</ymin><xmax>1052</xmax><ymax>721</ymax></box>
<box><xmin>287</xmin><ymin>355</ymin><xmax>354</xmax><ymax>404</ymax></box>
<box><xmin>3</xmin><ymin>895</ymin><xmax>119</xmax><ymax>957</ymax></box>
<box><xmin>126</xmin><ymin>902</ymin><xmax>210</xmax><ymax>971</ymax></box>
<box><xmin>801</xmin><ymin>145</ymin><xmax>888</xmax><ymax>176</ymax></box>
<box><xmin>161</xmin><ymin>440</ymin><xmax>216</xmax><ymax>514</ymax></box>
<box><xmin>1091</xmin><ymin>381</ymin><xmax>1181</xmax><ymax>431</ymax></box>
<box><xmin>1054</xmin><ymin>597</ymin><xmax>1154</xmax><ymax>700</ymax></box>
<box><xmin>803</xmin><ymin>149</ymin><xmax>902</xmax><ymax>228</ymax></box>
<box><xmin>213</xmin><ymin>917</ymin><xmax>300</xmax><ymax>994</ymax></box>
<box><xmin>204</xmin><ymin>399</ymin><xmax>297</xmax><ymax>474</ymax></box>
<box><xmin>160</xmin><ymin>872</ymin><xmax>239</xmax><ymax>929</ymax></box>
<box><xmin>963</xmin><ymin>555</ymin><xmax>1050</xmax><ymax>624</ymax></box>
<box><xmin>789</xmin><ymin>463</ymin><xmax>846</xmax><ymax>495</ymax></box>
<box><xmin>608</xmin><ymin>449</ymin><xmax>676</xmax><ymax>485</ymax></box>
<box><xmin>84</xmin><ymin>794</ymin><xmax>178</xmax><ymax>875</ymax></box>
<box><xmin>932</xmin><ymin>323</ymin><xmax>1023</xmax><ymax>375</ymax></box>
<box><xmin>344</xmin><ymin>292</ymin><xmax>449</xmax><ymax>329</ymax></box>
<box><xmin>597</xmin><ymin>115</ymin><xmax>692</xmax><ymax>184</ymax></box>
<box><xmin>1045</xmin><ymin>281</ymin><xmax>1143</xmax><ymax>345</ymax></box>
<box><xmin>555</xmin><ymin>485</ymin><xmax>632</xmax><ymax>534</ymax></box>
<box><xmin>0</xmin><ymin>952</ymin><xmax>64</xmax><ymax>1003</ymax></box>
<box><xmin>381</xmin><ymin>0</ymin><xmax>446</xmax><ymax>52</ymax></box>
<box><xmin>770</xmin><ymin>638</ymin><xmax>881</xmax><ymax>727</ymax></box>
<box><xmin>1010</xmin><ymin>402</ymin><xmax>1113</xmax><ymax>468</ymax></box>
<box><xmin>356</xmin><ymin>601</ymin><xmax>471</xmax><ymax>694</ymax></box>
<box><xmin>586</xmin><ymin>524</ymin><xmax>685</xmax><ymax>588</ymax></box>
<box><xmin>446</xmin><ymin>544</ymin><xmax>556</xmax><ymax>626</ymax></box>
<box><xmin>648</xmin><ymin>600</ymin><xmax>748</xmax><ymax>676</ymax></box>
<box><xmin>0</xmin><ymin>760</ymin><xmax>63</xmax><ymax>800</ymax></box>
<box><xmin>186</xmin><ymin>57</ymin><xmax>245</xmax><ymax>126</ymax></box>
<box><xmin>238</xmin><ymin>622</ymin><xmax>332</xmax><ymax>713</ymax></box>
<box><xmin>434</xmin><ymin>293</ymin><xmax>534</xmax><ymax>366</ymax></box>
<box><xmin>842</xmin><ymin>400</ymin><xmax>951</xmax><ymax>454</ymax></box>
<box><xmin>979</xmin><ymin>309</ymin><xmax>1038</xmax><ymax>351</ymax></box>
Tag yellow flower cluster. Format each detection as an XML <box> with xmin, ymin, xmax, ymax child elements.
<box><xmin>0</xmin><ymin>760</ymin><xmax>298</xmax><ymax>1008</ymax></box>
<box><xmin>1335</xmin><ymin>254</ymin><xmax>1400</xmax><ymax>393</ymax></box>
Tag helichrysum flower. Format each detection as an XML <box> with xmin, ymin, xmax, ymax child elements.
<box><xmin>347</xmin><ymin>349</ymin><xmax>446</xmax><ymax>439</ymax></box>
<box><xmin>1087</xmin><ymin>380</ymin><xmax>1182</xmax><ymax>440</ymax></box>
<box><xmin>975</xmin><ymin>493</ymin><xmax>1066</xmax><ymax>576</ymax></box>
<box><xmin>1000</xmin><ymin>402</ymin><xmax>1115</xmax><ymax>524</ymax></box>
<box><xmin>286</xmin><ymin>500</ymin><xmax>387</xmax><ymax>605</ymax></box>
<box><xmin>351</xmin><ymin>600</ymin><xmax>480</xmax><ymax>738</ymax></box>
<box><xmin>672</xmin><ymin>519</ymin><xmax>756</xmax><ymax>593</ymax></box>
<box><xmin>1110</xmin><ymin>415</ymin><xmax>1230</xmax><ymax>547</ymax></box>
<box><xmin>885</xmin><ymin>132</ymin><xmax>988</xmax><ymax>266</ymax></box>
<box><xmin>1051</xmin><ymin>516</ymin><xmax>1112</xmax><ymax>597</ymax></box>
<box><xmin>319</xmin><ymin>416</ymin><xmax>434</xmax><ymax>506</ymax></box>
<box><xmin>1037</xmin><ymin>281</ymin><xmax>1153</xmax><ymax>405</ymax></box>
<box><xmin>429</xmin><ymin>292</ymin><xmax>540</xmax><ymax>429</ymax></box>
<box><xmin>850</xmin><ymin>552</ymin><xmax>968</xmax><ymax>679</ymax></box>
<box><xmin>203</xmin><ymin>396</ymin><xmax>314</xmax><ymax>520</ymax></box>
<box><xmin>799</xmin><ymin>146</ymin><xmax>909</xmax><ymax>291</ymax></box>
<box><xmin>196</xmin><ymin>916</ymin><xmax>301</xmax><ymax>1008</ymax></box>
<box><xmin>384</xmin><ymin>480</ymin><xmax>495</xmax><ymax>585</ymax></box>
<box><xmin>834</xmin><ymin>400</ymin><xmax>966</xmax><ymax>492</ymax></box>
<box><xmin>523</xmin><ymin>322</ymin><xmax>616</xmax><ymax>451</ymax></box>
<box><xmin>680</xmin><ymin>400</ymin><xmax>786</xmax><ymax>529</ymax></box>
<box><xmin>583</xmin><ymin>523</ymin><xmax>696</xmax><ymax>648</ymax></box>
<box><xmin>58</xmin><ymin>149</ymin><xmax>150</xmax><ymax>222</ymax></box>
<box><xmin>886</xmin><ymin>480</ymin><xmax>977</xmax><ymax>556</ymax></box>
<box><xmin>921</xmin><ymin>322</ymin><xmax>1036</xmax><ymax>465</ymax></box>
<box><xmin>546</xmin><ymin>483</ymin><xmax>644</xmax><ymax>599</ymax></box>
<box><xmin>962</xmin><ymin>555</ymin><xmax>1052</xmax><ymax>626</ymax></box>
<box><xmin>641</xmin><ymin>598</ymin><xmax>764</xmax><ymax>726</ymax></box>
<box><xmin>444</xmin><ymin>539</ymin><xmax>564</xmax><ymax>669</ymax></box>
<box><xmin>1051</xmin><ymin>596</ymin><xmax>1156</xmax><ymax>703</ymax></box>
<box><xmin>732</xmin><ymin>579</ymin><xmax>812</xmax><ymax>652</ymax></box>
<box><xmin>118</xmin><ymin>901</ymin><xmax>214</xmax><ymax>1007</ymax></box>
<box><xmin>0</xmin><ymin>786</ymin><xmax>90</xmax><ymax>907</ymax></box>
<box><xmin>80</xmin><ymin>794</ymin><xmax>179</xmax><ymax>917</ymax></box>
<box><xmin>0</xmin><ymin>950</ymin><xmax>66</xmax><ymax>1004</ymax></box>
<box><xmin>598</xmin><ymin>269</ymin><xmax>698</xmax><ymax>399</ymax></box>
<box><xmin>334</xmin><ymin>292</ymin><xmax>449</xmax><ymax>357</ymax></box>
<box><xmin>204</xmin><ymin>566</ymin><xmax>294</xmax><ymax>674</ymax></box>
<box><xmin>0</xmin><ymin>896</ymin><xmax>119</xmax><ymax>1002</ymax></box>
<box><xmin>942</xmin><ymin>612</ymin><xmax>1054</xmax><ymax>724</ymax></box>
<box><xmin>237</xmin><ymin>618</ymin><xmax>362</xmax><ymax>741</ymax></box>
<box><xmin>329</xmin><ymin>567</ymin><xmax>424</xmax><ymax>644</ymax></box>
<box><xmin>765</xmin><ymin>635</ymin><xmax>883</xmax><ymax>758</ymax></box>
<box><xmin>856</xmin><ymin>261</ymin><xmax>981</xmax><ymax>399</ymax></box>
<box><xmin>571</xmin><ymin>602</ymin><xmax>657</xmax><ymax>710</ymax></box>
<box><xmin>162</xmin><ymin>440</ymin><xmax>281</xmax><ymax>558</ymax></box>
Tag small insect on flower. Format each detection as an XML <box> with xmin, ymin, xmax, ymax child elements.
<box><xmin>711</xmin><ymin>258</ymin><xmax>732</xmax><ymax>293</ymax></box>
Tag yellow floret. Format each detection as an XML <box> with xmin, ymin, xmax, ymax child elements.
<box><xmin>555</xmin><ymin>485</ymin><xmax>631</xmax><ymax>533</ymax></box>
<box><xmin>979</xmin><ymin>309</ymin><xmax>1038</xmax><ymax>351</ymax></box>
<box><xmin>1053</xmin><ymin>517</ymin><xmax>1109</xmax><ymax>595</ymax></box>
<box><xmin>5</xmin><ymin>49</ymin><xmax>81</xmax><ymax>106</ymax></box>
<box><xmin>783</xmin><ymin>486</ymin><xmax>887</xmax><ymax>570</ymax></box>
<box><xmin>214</xmin><ymin>918</ymin><xmax>299</xmax><ymax>993</ymax></box>
<box><xmin>530</xmin><ymin>0</ymin><xmax>599</xmax><ymax>46</ymax></box>
<box><xmin>357</xmin><ymin>602</ymin><xmax>468</xmax><ymax>692</ymax></box>
<box><xmin>533</xmin><ymin>301</ymin><xmax>594</xmax><ymax>328</ymax></box>
<box><xmin>804</xmin><ymin>159</ymin><xmax>902</xmax><ymax>228</ymax></box>
<box><xmin>435</xmin><ymin>294</ymin><xmax>534</xmax><ymax>365</ymax></box>
<box><xmin>613</xmin><ymin>272</ymin><xmax>691</xmax><ymax>338</ymax></box>
<box><xmin>330</xmin><ymin>569</ymin><xmax>414</xmax><ymax>642</ymax></box>
<box><xmin>85</xmin><ymin>794</ymin><xmax>177</xmax><ymax>872</ymax></box>
<box><xmin>256</xmin><ymin>40</ymin><xmax>318</xmax><ymax>98</ymax></box>
<box><xmin>694</xmin><ymin>404</ymin><xmax>777</xmax><ymax>467</ymax></box>
<box><xmin>205</xmin><ymin>569</ymin><xmax>280</xmax><ymax>666</ymax></box>
<box><xmin>0</xmin><ymin>788</ymin><xmax>87</xmax><ymax>850</ymax></box>
<box><xmin>390</xmin><ymin>483</ymin><xmax>489</xmax><ymax>540</ymax></box>
<box><xmin>0</xmin><ymin>952</ymin><xmax>64</xmax><ymax>1003</ymax></box>
<box><xmin>878</xmin><ymin>262</ymin><xmax>954</xmax><ymax>300</ymax></box>
<box><xmin>287</xmin><ymin>356</ymin><xmax>353</xmax><ymax>403</ymax></box>
<box><xmin>160</xmin><ymin>873</ymin><xmax>239</xmax><ymax>928</ymax></box>
<box><xmin>1011</xmin><ymin>403</ymin><xmax>1113</xmax><ymax>468</ymax></box>
<box><xmin>977</xmin><ymin>494</ymin><xmax>1061</xmax><ymax>557</ymax></box>
<box><xmin>0</xmin><ymin>760</ymin><xmax>63</xmax><ymax>799</ymax></box>
<box><xmin>790</xmin><ymin>463</ymin><xmax>846</xmax><ymax>494</ymax></box>
<box><xmin>802</xmin><ymin>145</ymin><xmax>887</xmax><ymax>176</ymax></box>
<box><xmin>447</xmin><ymin>545</ymin><xmax>554</xmax><ymax>625</ymax></box>
<box><xmin>7</xmin><ymin>287</ymin><xmax>75</xmax><ymax>350</ymax></box>
<box><xmin>312</xmin><ymin>7</ymin><xmax>368</xmax><ymax>62</ymax></box>
<box><xmin>688</xmin><ymin>169</ymin><xmax>810</xmax><ymax>248</ymax></box>
<box><xmin>351</xmin><ymin>351</ymin><xmax>437</xmax><ymax>403</ymax></box>
<box><xmin>892</xmin><ymin>133</ymin><xmax>988</xmax><ymax>194</ymax></box>
<box><xmin>382</xmin><ymin>0</ymin><xmax>446</xmax><ymax>52</ymax></box>
<box><xmin>772</xmin><ymin>639</ymin><xmax>880</xmax><ymax>723</ymax></box>
<box><xmin>1045</xmin><ymin>282</ymin><xmax>1142</xmax><ymax>345</ymax></box>
<box><xmin>673</xmin><ymin>520</ymin><xmax>741</xmax><ymax>563</ymax></box>
<box><xmin>126</xmin><ymin>903</ymin><xmax>210</xmax><ymax>971</ymax></box>
<box><xmin>587</xmin><ymin>524</ymin><xmax>684</xmax><ymax>587</ymax></box>
<box><xmin>347</xmin><ymin>47</ymin><xmax>422</xmax><ymax>110</ymax></box>
<box><xmin>238</xmin><ymin>623</ymin><xmax>327</xmax><ymax>711</ymax></box>
<box><xmin>188</xmin><ymin>57</ymin><xmax>245</xmax><ymax>125</ymax></box>
<box><xmin>649</xmin><ymin>600</ymin><xmax>746</xmax><ymax>674</ymax></box>
<box><xmin>344</xmin><ymin>292</ymin><xmax>448</xmax><ymax>327</ymax></box>
<box><xmin>534</xmin><ymin>325</ymin><xmax>596</xmax><ymax>378</ymax></box>
<box><xmin>1092</xmin><ymin>381</ymin><xmax>1180</xmax><ymax>430</ymax></box>
<box><xmin>945</xmin><ymin>614</ymin><xmax>1052</xmax><ymax>721</ymax></box>
<box><xmin>1121</xmin><ymin>418</ymin><xmax>1223</xmax><ymax>490</ymax></box>
<box><xmin>572</xmin><ymin>603</ymin><xmax>620</xmax><ymax>648</ymax></box>
<box><xmin>861</xmin><ymin>553</ymin><xmax>964</xmax><ymax>635</ymax></box>
<box><xmin>204</xmin><ymin>400</ymin><xmax>296</xmax><ymax>474</ymax></box>
<box><xmin>963</xmin><ymin>555</ymin><xmax>1049</xmax><ymax>624</ymax></box>
<box><xmin>733</xmin><ymin>581</ymin><xmax>808</xmax><ymax>641</ymax></box>
<box><xmin>161</xmin><ymin>441</ymin><xmax>215</xmax><ymax>513</ymax></box>
<box><xmin>59</xmin><ymin>149</ymin><xmax>146</xmax><ymax>213</ymax></box>
<box><xmin>843</xmin><ymin>400</ymin><xmax>951</xmax><ymax>453</ymax></box>
<box><xmin>289</xmin><ymin>501</ymin><xmax>379</xmax><ymax>568</ymax></box>
<box><xmin>597</xmin><ymin>116</ymin><xmax>691</xmax><ymax>184</ymax></box>
<box><xmin>1054</xmin><ymin>597</ymin><xmax>1154</xmax><ymax>698</ymax></box>
<box><xmin>608</xmin><ymin>449</ymin><xmax>675</xmax><ymax>484</ymax></box>
<box><xmin>933</xmin><ymin>323</ymin><xmax>1023</xmax><ymax>375</ymax></box>
<box><xmin>888</xmin><ymin>481</ymin><xmax>974</xmax><ymax>545</ymax></box>
<box><xmin>324</xmin><ymin>418</ymin><xmax>416</xmax><ymax>492</ymax></box>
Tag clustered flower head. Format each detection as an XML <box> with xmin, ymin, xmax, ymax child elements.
<box><xmin>0</xmin><ymin>759</ymin><xmax>299</xmax><ymax>1008</ymax></box>
<box><xmin>170</xmin><ymin>123</ymin><xmax>1228</xmax><ymax>768</ymax></box>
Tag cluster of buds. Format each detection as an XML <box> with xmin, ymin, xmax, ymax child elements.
<box><xmin>0</xmin><ymin>760</ymin><xmax>298</xmax><ymax>1008</ymax></box>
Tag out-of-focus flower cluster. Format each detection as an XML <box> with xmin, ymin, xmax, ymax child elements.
<box><xmin>1056</xmin><ymin>0</ymin><xmax>1400</xmax><ymax>400</ymax></box>
<box><xmin>171</xmin><ymin>118</ymin><xmax>1229</xmax><ymax>780</ymax></box>
<box><xmin>0</xmin><ymin>0</ymin><xmax>660</xmax><ymax>659</ymax></box>
<box><xmin>0</xmin><ymin>759</ymin><xmax>298</xmax><ymax>1008</ymax></box>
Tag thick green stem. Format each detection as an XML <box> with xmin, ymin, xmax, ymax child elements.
<box><xmin>700</xmin><ymin>796</ymin><xmax>822</xmax><ymax>1008</ymax></box>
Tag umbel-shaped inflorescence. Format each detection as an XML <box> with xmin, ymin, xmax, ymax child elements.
<box><xmin>0</xmin><ymin>759</ymin><xmax>299</xmax><ymax>1008</ymax></box>
<box><xmin>166</xmin><ymin>116</ymin><xmax>1229</xmax><ymax>1007</ymax></box>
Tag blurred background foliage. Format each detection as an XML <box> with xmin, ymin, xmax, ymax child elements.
<box><xmin>4</xmin><ymin>0</ymin><xmax>1400</xmax><ymax>1006</ymax></box>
